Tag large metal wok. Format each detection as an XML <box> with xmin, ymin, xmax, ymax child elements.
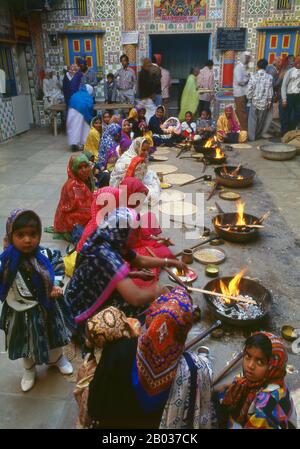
<box><xmin>215</xmin><ymin>166</ymin><xmax>255</xmax><ymax>188</ymax></box>
<box><xmin>212</xmin><ymin>212</ymin><xmax>260</xmax><ymax>243</ymax></box>
<box><xmin>203</xmin><ymin>277</ymin><xmax>271</xmax><ymax>327</ymax></box>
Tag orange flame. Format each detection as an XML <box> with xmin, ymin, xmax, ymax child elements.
<box><xmin>236</xmin><ymin>200</ymin><xmax>247</xmax><ymax>226</ymax></box>
<box><xmin>215</xmin><ymin>147</ymin><xmax>224</xmax><ymax>159</ymax></box>
<box><xmin>215</xmin><ymin>216</ymin><xmax>222</xmax><ymax>227</ymax></box>
<box><xmin>219</xmin><ymin>268</ymin><xmax>247</xmax><ymax>304</ymax></box>
<box><xmin>204</xmin><ymin>137</ymin><xmax>214</xmax><ymax>148</ymax></box>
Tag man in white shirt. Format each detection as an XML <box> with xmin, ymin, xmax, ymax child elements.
<box><xmin>233</xmin><ymin>51</ymin><xmax>251</xmax><ymax>131</ymax></box>
<box><xmin>247</xmin><ymin>59</ymin><xmax>273</xmax><ymax>141</ymax></box>
<box><xmin>281</xmin><ymin>56</ymin><xmax>300</xmax><ymax>136</ymax></box>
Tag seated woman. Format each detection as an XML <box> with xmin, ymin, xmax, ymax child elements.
<box><xmin>128</xmin><ymin>107</ymin><xmax>155</xmax><ymax>150</ymax></box>
<box><xmin>196</xmin><ymin>109</ymin><xmax>216</xmax><ymax>142</ymax></box>
<box><xmin>86</xmin><ymin>287</ymin><xmax>214</xmax><ymax>429</ymax></box>
<box><xmin>76</xmin><ymin>177</ymin><xmax>173</xmax><ymax>287</ymax></box>
<box><xmin>119</xmin><ymin>119</ymin><xmax>132</xmax><ymax>155</ymax></box>
<box><xmin>217</xmin><ymin>105</ymin><xmax>248</xmax><ymax>144</ymax></box>
<box><xmin>65</xmin><ymin>208</ymin><xmax>186</xmax><ymax>325</ymax></box>
<box><xmin>52</xmin><ymin>154</ymin><xmax>94</xmax><ymax>241</ymax></box>
<box><xmin>98</xmin><ymin>123</ymin><xmax>122</xmax><ymax>173</ymax></box>
<box><xmin>83</xmin><ymin>116</ymin><xmax>102</xmax><ymax>162</ymax></box>
<box><xmin>67</xmin><ymin>84</ymin><xmax>94</xmax><ymax>152</ymax></box>
<box><xmin>74</xmin><ymin>306</ymin><xmax>142</xmax><ymax>428</ymax></box>
<box><xmin>181</xmin><ymin>111</ymin><xmax>197</xmax><ymax>140</ymax></box>
<box><xmin>110</xmin><ymin>138</ymin><xmax>161</xmax><ymax>204</ymax></box>
<box><xmin>214</xmin><ymin>332</ymin><xmax>297</xmax><ymax>429</ymax></box>
<box><xmin>149</xmin><ymin>106</ymin><xmax>181</xmax><ymax>147</ymax></box>
<box><xmin>101</xmin><ymin>110</ymin><xmax>112</xmax><ymax>132</ymax></box>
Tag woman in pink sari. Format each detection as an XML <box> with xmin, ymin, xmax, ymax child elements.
<box><xmin>77</xmin><ymin>177</ymin><xmax>175</xmax><ymax>288</ymax></box>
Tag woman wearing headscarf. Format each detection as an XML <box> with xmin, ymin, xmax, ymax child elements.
<box><xmin>98</xmin><ymin>122</ymin><xmax>122</xmax><ymax>172</ymax></box>
<box><xmin>67</xmin><ymin>84</ymin><xmax>94</xmax><ymax>152</ymax></box>
<box><xmin>214</xmin><ymin>332</ymin><xmax>297</xmax><ymax>429</ymax></box>
<box><xmin>179</xmin><ymin>67</ymin><xmax>200</xmax><ymax>121</ymax></box>
<box><xmin>216</xmin><ymin>105</ymin><xmax>248</xmax><ymax>143</ymax></box>
<box><xmin>149</xmin><ymin>106</ymin><xmax>181</xmax><ymax>146</ymax></box>
<box><xmin>74</xmin><ymin>306</ymin><xmax>142</xmax><ymax>428</ymax></box>
<box><xmin>128</xmin><ymin>107</ymin><xmax>156</xmax><ymax>150</ymax></box>
<box><xmin>110</xmin><ymin>138</ymin><xmax>161</xmax><ymax>204</ymax></box>
<box><xmin>52</xmin><ymin>154</ymin><xmax>94</xmax><ymax>238</ymax></box>
<box><xmin>119</xmin><ymin>119</ymin><xmax>132</xmax><ymax>155</ymax></box>
<box><xmin>65</xmin><ymin>208</ymin><xmax>186</xmax><ymax>325</ymax></box>
<box><xmin>87</xmin><ymin>287</ymin><xmax>214</xmax><ymax>429</ymax></box>
<box><xmin>83</xmin><ymin>116</ymin><xmax>102</xmax><ymax>161</ymax></box>
<box><xmin>76</xmin><ymin>186</ymin><xmax>120</xmax><ymax>253</ymax></box>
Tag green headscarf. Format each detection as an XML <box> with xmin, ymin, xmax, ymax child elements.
<box><xmin>71</xmin><ymin>153</ymin><xmax>95</xmax><ymax>192</ymax></box>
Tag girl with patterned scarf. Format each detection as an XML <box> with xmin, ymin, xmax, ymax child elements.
<box><xmin>98</xmin><ymin>123</ymin><xmax>122</xmax><ymax>172</ymax></box>
<box><xmin>214</xmin><ymin>331</ymin><xmax>297</xmax><ymax>429</ymax></box>
<box><xmin>0</xmin><ymin>209</ymin><xmax>74</xmax><ymax>393</ymax></box>
<box><xmin>87</xmin><ymin>286</ymin><xmax>214</xmax><ymax>429</ymax></box>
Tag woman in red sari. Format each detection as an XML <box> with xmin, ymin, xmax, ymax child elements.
<box><xmin>54</xmin><ymin>154</ymin><xmax>94</xmax><ymax>235</ymax></box>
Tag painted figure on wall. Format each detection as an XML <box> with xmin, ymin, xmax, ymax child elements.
<box><xmin>154</xmin><ymin>0</ymin><xmax>206</xmax><ymax>21</ymax></box>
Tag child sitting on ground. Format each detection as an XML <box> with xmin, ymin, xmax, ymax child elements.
<box><xmin>213</xmin><ymin>332</ymin><xmax>297</xmax><ymax>429</ymax></box>
<box><xmin>0</xmin><ymin>209</ymin><xmax>74</xmax><ymax>392</ymax></box>
<box><xmin>196</xmin><ymin>109</ymin><xmax>216</xmax><ymax>142</ymax></box>
<box><xmin>181</xmin><ymin>111</ymin><xmax>197</xmax><ymax>140</ymax></box>
<box><xmin>104</xmin><ymin>73</ymin><xmax>117</xmax><ymax>104</ymax></box>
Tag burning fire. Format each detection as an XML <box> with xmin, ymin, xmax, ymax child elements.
<box><xmin>204</xmin><ymin>136</ymin><xmax>218</xmax><ymax>148</ymax></box>
<box><xmin>219</xmin><ymin>268</ymin><xmax>247</xmax><ymax>304</ymax></box>
<box><xmin>215</xmin><ymin>147</ymin><xmax>224</xmax><ymax>159</ymax></box>
<box><xmin>236</xmin><ymin>200</ymin><xmax>247</xmax><ymax>226</ymax></box>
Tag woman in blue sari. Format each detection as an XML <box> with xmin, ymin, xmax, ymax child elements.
<box><xmin>67</xmin><ymin>84</ymin><xmax>94</xmax><ymax>151</ymax></box>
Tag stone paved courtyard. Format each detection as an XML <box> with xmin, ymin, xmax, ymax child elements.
<box><xmin>0</xmin><ymin>128</ymin><xmax>299</xmax><ymax>428</ymax></box>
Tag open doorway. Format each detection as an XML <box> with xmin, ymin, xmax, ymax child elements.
<box><xmin>149</xmin><ymin>33</ymin><xmax>210</xmax><ymax>115</ymax></box>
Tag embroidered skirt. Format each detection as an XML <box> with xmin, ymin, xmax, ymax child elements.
<box><xmin>0</xmin><ymin>297</ymin><xmax>73</xmax><ymax>364</ymax></box>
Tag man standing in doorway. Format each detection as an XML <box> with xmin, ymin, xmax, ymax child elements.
<box><xmin>154</xmin><ymin>53</ymin><xmax>171</xmax><ymax>118</ymax></box>
<box><xmin>197</xmin><ymin>60</ymin><xmax>215</xmax><ymax>115</ymax></box>
<box><xmin>247</xmin><ymin>59</ymin><xmax>273</xmax><ymax>141</ymax></box>
<box><xmin>115</xmin><ymin>54</ymin><xmax>136</xmax><ymax>104</ymax></box>
<box><xmin>233</xmin><ymin>51</ymin><xmax>251</xmax><ymax>131</ymax></box>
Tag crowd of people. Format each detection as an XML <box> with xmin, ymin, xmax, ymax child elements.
<box><xmin>1</xmin><ymin>50</ymin><xmax>299</xmax><ymax>430</ymax></box>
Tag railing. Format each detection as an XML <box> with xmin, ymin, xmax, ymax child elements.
<box><xmin>277</xmin><ymin>0</ymin><xmax>293</xmax><ymax>10</ymax></box>
<box><xmin>73</xmin><ymin>0</ymin><xmax>87</xmax><ymax>16</ymax></box>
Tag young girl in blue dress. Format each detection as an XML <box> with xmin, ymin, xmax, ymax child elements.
<box><xmin>0</xmin><ymin>209</ymin><xmax>74</xmax><ymax>392</ymax></box>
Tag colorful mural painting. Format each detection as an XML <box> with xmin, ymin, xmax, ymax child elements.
<box><xmin>153</xmin><ymin>0</ymin><xmax>207</xmax><ymax>22</ymax></box>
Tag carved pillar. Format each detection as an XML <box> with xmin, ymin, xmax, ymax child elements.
<box><xmin>222</xmin><ymin>0</ymin><xmax>239</xmax><ymax>89</ymax></box>
<box><xmin>122</xmin><ymin>0</ymin><xmax>136</xmax><ymax>67</ymax></box>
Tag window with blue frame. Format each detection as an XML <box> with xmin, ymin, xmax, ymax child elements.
<box><xmin>0</xmin><ymin>46</ymin><xmax>17</xmax><ymax>97</ymax></box>
<box><xmin>73</xmin><ymin>0</ymin><xmax>88</xmax><ymax>16</ymax></box>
